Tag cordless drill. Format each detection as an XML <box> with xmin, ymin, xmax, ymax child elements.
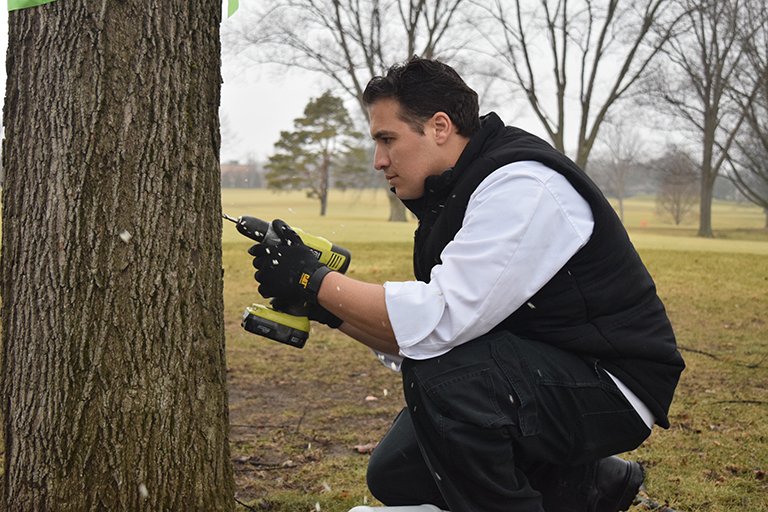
<box><xmin>223</xmin><ymin>214</ymin><xmax>351</xmax><ymax>348</ymax></box>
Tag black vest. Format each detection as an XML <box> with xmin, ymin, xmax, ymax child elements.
<box><xmin>402</xmin><ymin>113</ymin><xmax>684</xmax><ymax>428</ymax></box>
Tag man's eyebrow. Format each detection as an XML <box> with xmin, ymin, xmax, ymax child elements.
<box><xmin>372</xmin><ymin>130</ymin><xmax>395</xmax><ymax>140</ymax></box>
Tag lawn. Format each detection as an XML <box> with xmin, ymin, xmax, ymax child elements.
<box><xmin>223</xmin><ymin>189</ymin><xmax>768</xmax><ymax>511</ymax></box>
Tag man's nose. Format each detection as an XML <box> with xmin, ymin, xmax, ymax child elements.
<box><xmin>373</xmin><ymin>146</ymin><xmax>389</xmax><ymax>171</ymax></box>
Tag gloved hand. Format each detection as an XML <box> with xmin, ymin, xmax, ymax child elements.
<box><xmin>271</xmin><ymin>297</ymin><xmax>343</xmax><ymax>329</ymax></box>
<box><xmin>249</xmin><ymin>219</ymin><xmax>331</xmax><ymax>303</ymax></box>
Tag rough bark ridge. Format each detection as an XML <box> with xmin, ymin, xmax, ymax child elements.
<box><xmin>1</xmin><ymin>1</ymin><xmax>234</xmax><ymax>510</ymax></box>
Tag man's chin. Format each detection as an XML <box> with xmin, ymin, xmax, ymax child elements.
<box><xmin>392</xmin><ymin>189</ymin><xmax>411</xmax><ymax>200</ymax></box>
<box><xmin>390</xmin><ymin>186</ymin><xmax>422</xmax><ymax>201</ymax></box>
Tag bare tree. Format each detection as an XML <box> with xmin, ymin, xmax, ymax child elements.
<box><xmin>2</xmin><ymin>1</ymin><xmax>234</xmax><ymax>509</ymax></box>
<box><xmin>220</xmin><ymin>112</ymin><xmax>242</xmax><ymax>161</ymax></box>
<box><xmin>655</xmin><ymin>0</ymin><xmax>765</xmax><ymax>237</ymax></box>
<box><xmin>229</xmin><ymin>0</ymin><xmax>472</xmax><ymax>221</ymax></box>
<box><xmin>728</xmin><ymin>0</ymin><xmax>768</xmax><ymax>228</ymax></box>
<box><xmin>655</xmin><ymin>148</ymin><xmax>699</xmax><ymax>225</ymax></box>
<box><xmin>476</xmin><ymin>0</ymin><xmax>681</xmax><ymax>168</ymax></box>
<box><xmin>729</xmin><ymin>117</ymin><xmax>768</xmax><ymax>228</ymax></box>
<box><xmin>593</xmin><ymin>119</ymin><xmax>645</xmax><ymax>222</ymax></box>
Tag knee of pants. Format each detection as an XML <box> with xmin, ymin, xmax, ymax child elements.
<box><xmin>366</xmin><ymin>446</ymin><xmax>395</xmax><ymax>502</ymax></box>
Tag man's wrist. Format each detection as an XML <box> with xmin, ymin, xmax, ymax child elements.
<box><xmin>305</xmin><ymin>265</ymin><xmax>333</xmax><ymax>301</ymax></box>
<box><xmin>308</xmin><ymin>303</ymin><xmax>343</xmax><ymax>328</ymax></box>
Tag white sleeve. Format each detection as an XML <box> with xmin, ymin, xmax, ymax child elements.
<box><xmin>372</xmin><ymin>350</ymin><xmax>404</xmax><ymax>372</ymax></box>
<box><xmin>384</xmin><ymin>161</ymin><xmax>594</xmax><ymax>360</ymax></box>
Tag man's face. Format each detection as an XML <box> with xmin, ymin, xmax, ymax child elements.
<box><xmin>368</xmin><ymin>98</ymin><xmax>447</xmax><ymax>200</ymax></box>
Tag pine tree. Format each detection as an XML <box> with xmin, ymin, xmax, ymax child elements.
<box><xmin>266</xmin><ymin>91</ymin><xmax>368</xmax><ymax>215</ymax></box>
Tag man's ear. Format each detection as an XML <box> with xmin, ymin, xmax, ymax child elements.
<box><xmin>430</xmin><ymin>112</ymin><xmax>454</xmax><ymax>145</ymax></box>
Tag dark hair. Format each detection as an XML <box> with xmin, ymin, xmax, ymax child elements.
<box><xmin>362</xmin><ymin>56</ymin><xmax>480</xmax><ymax>137</ymax></box>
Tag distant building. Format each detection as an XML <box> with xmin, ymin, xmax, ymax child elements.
<box><xmin>220</xmin><ymin>160</ymin><xmax>264</xmax><ymax>188</ymax></box>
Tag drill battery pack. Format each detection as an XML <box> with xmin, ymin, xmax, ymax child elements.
<box><xmin>242</xmin><ymin>304</ymin><xmax>310</xmax><ymax>349</ymax></box>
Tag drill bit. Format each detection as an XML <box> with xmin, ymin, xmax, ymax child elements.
<box><xmin>222</xmin><ymin>212</ymin><xmax>239</xmax><ymax>224</ymax></box>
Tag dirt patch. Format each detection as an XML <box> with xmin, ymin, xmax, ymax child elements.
<box><xmin>226</xmin><ymin>336</ymin><xmax>405</xmax><ymax>504</ymax></box>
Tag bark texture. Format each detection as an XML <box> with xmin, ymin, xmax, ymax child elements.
<box><xmin>1</xmin><ymin>1</ymin><xmax>234</xmax><ymax>510</ymax></box>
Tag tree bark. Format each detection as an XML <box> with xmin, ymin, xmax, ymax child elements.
<box><xmin>1</xmin><ymin>1</ymin><xmax>234</xmax><ymax>510</ymax></box>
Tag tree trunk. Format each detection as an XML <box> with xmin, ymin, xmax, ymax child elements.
<box><xmin>618</xmin><ymin>196</ymin><xmax>625</xmax><ymax>224</ymax></box>
<box><xmin>575</xmin><ymin>144</ymin><xmax>589</xmax><ymax>171</ymax></box>
<box><xmin>1</xmin><ymin>2</ymin><xmax>234</xmax><ymax>510</ymax></box>
<box><xmin>320</xmin><ymin>154</ymin><xmax>329</xmax><ymax>216</ymax></box>
<box><xmin>697</xmin><ymin>173</ymin><xmax>716</xmax><ymax>238</ymax></box>
<box><xmin>386</xmin><ymin>188</ymin><xmax>407</xmax><ymax>222</ymax></box>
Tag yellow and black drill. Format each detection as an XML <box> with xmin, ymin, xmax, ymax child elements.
<box><xmin>223</xmin><ymin>213</ymin><xmax>351</xmax><ymax>348</ymax></box>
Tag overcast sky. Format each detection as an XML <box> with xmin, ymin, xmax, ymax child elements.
<box><xmin>219</xmin><ymin>63</ymin><xmax>316</xmax><ymax>163</ymax></box>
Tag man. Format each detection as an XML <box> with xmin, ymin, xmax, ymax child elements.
<box><xmin>250</xmin><ymin>57</ymin><xmax>685</xmax><ymax>512</ymax></box>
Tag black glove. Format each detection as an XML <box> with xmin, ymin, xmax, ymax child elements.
<box><xmin>308</xmin><ymin>303</ymin><xmax>343</xmax><ymax>328</ymax></box>
<box><xmin>249</xmin><ymin>219</ymin><xmax>331</xmax><ymax>303</ymax></box>
<box><xmin>271</xmin><ymin>297</ymin><xmax>343</xmax><ymax>329</ymax></box>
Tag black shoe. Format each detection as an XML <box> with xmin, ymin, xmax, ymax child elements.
<box><xmin>586</xmin><ymin>456</ymin><xmax>644</xmax><ymax>512</ymax></box>
<box><xmin>536</xmin><ymin>456</ymin><xmax>644</xmax><ymax>512</ymax></box>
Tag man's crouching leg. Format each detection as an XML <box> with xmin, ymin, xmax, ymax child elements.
<box><xmin>367</xmin><ymin>408</ymin><xmax>448</xmax><ymax>509</ymax></box>
<box><xmin>399</xmin><ymin>332</ymin><xmax>651</xmax><ymax>512</ymax></box>
<box><xmin>400</xmin><ymin>337</ymin><xmax>546</xmax><ymax>512</ymax></box>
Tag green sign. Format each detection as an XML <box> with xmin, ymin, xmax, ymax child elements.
<box><xmin>8</xmin><ymin>0</ymin><xmax>56</xmax><ymax>11</ymax></box>
<box><xmin>228</xmin><ymin>0</ymin><xmax>238</xmax><ymax>17</ymax></box>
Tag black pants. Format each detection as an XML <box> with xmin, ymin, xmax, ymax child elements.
<box><xmin>367</xmin><ymin>332</ymin><xmax>651</xmax><ymax>512</ymax></box>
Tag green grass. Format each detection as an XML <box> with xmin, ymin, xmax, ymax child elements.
<box><xmin>222</xmin><ymin>189</ymin><xmax>418</xmax><ymax>246</ymax></box>
<box><xmin>223</xmin><ymin>189</ymin><xmax>768</xmax><ymax>511</ymax></box>
<box><xmin>610</xmin><ymin>195</ymin><xmax>766</xmax><ymax>230</ymax></box>
<box><xmin>629</xmin><ymin>249</ymin><xmax>768</xmax><ymax>511</ymax></box>
<box><xmin>224</xmin><ymin>189</ymin><xmax>768</xmax><ymax>249</ymax></box>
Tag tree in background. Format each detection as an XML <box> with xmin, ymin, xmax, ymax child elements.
<box><xmin>729</xmin><ymin>125</ymin><xmax>768</xmax><ymax>228</ymax></box>
<box><xmin>591</xmin><ymin>119</ymin><xmax>645</xmax><ymax>222</ymax></box>
<box><xmin>654</xmin><ymin>0</ymin><xmax>766</xmax><ymax>237</ymax></box>
<box><xmin>266</xmin><ymin>91</ymin><xmax>368</xmax><ymax>215</ymax></box>
<box><xmin>229</xmin><ymin>0</ymin><xmax>471</xmax><ymax>221</ymax></box>
<box><xmin>727</xmin><ymin>0</ymin><xmax>768</xmax><ymax>228</ymax></box>
<box><xmin>477</xmin><ymin>0</ymin><xmax>682</xmax><ymax>169</ymax></box>
<box><xmin>1</xmin><ymin>1</ymin><xmax>234</xmax><ymax>509</ymax></box>
<box><xmin>655</xmin><ymin>148</ymin><xmax>699</xmax><ymax>225</ymax></box>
